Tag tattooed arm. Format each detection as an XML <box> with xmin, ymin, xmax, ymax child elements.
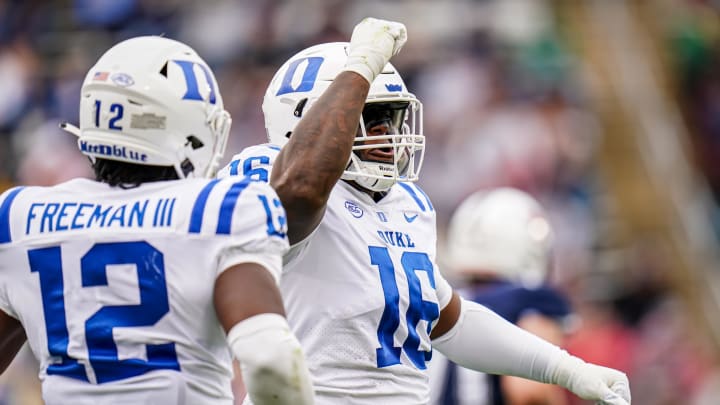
<box><xmin>270</xmin><ymin>18</ymin><xmax>407</xmax><ymax>244</ymax></box>
<box><xmin>271</xmin><ymin>73</ymin><xmax>369</xmax><ymax>244</ymax></box>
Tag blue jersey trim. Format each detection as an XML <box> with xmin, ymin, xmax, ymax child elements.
<box><xmin>412</xmin><ymin>184</ymin><xmax>434</xmax><ymax>211</ymax></box>
<box><xmin>217</xmin><ymin>178</ymin><xmax>252</xmax><ymax>235</ymax></box>
<box><xmin>0</xmin><ymin>187</ymin><xmax>25</xmax><ymax>244</ymax></box>
<box><xmin>398</xmin><ymin>183</ymin><xmax>426</xmax><ymax>212</ymax></box>
<box><xmin>188</xmin><ymin>179</ymin><xmax>222</xmax><ymax>233</ymax></box>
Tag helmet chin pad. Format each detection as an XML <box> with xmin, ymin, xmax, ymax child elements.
<box><xmin>342</xmin><ymin>156</ymin><xmax>396</xmax><ymax>192</ymax></box>
<box><xmin>342</xmin><ymin>133</ymin><xmax>417</xmax><ymax>192</ymax></box>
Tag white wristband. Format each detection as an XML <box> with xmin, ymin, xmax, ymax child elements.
<box><xmin>227</xmin><ymin>313</ymin><xmax>314</xmax><ymax>405</ymax></box>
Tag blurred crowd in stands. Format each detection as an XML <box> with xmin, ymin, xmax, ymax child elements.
<box><xmin>1</xmin><ymin>1</ymin><xmax>719</xmax><ymax>404</ymax></box>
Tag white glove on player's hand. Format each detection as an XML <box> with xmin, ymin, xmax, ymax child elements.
<box><xmin>552</xmin><ymin>353</ymin><xmax>631</xmax><ymax>405</ymax></box>
<box><xmin>343</xmin><ymin>17</ymin><xmax>407</xmax><ymax>84</ymax></box>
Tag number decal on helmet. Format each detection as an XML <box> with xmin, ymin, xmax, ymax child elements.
<box><xmin>94</xmin><ymin>100</ymin><xmax>125</xmax><ymax>131</ymax></box>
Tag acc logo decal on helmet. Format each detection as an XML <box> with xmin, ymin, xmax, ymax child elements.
<box><xmin>111</xmin><ymin>73</ymin><xmax>134</xmax><ymax>87</ymax></box>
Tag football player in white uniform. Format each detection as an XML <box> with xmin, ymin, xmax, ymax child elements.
<box><xmin>0</xmin><ymin>36</ymin><xmax>313</xmax><ymax>405</ymax></box>
<box><xmin>220</xmin><ymin>18</ymin><xmax>631</xmax><ymax>405</ymax></box>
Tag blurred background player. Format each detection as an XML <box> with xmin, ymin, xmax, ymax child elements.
<box><xmin>221</xmin><ymin>18</ymin><xmax>630</xmax><ymax>405</ymax></box>
<box><xmin>0</xmin><ymin>36</ymin><xmax>313</xmax><ymax>405</ymax></box>
<box><xmin>429</xmin><ymin>188</ymin><xmax>572</xmax><ymax>405</ymax></box>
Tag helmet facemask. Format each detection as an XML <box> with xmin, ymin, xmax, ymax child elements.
<box><xmin>195</xmin><ymin>102</ymin><xmax>232</xmax><ymax>178</ymax></box>
<box><xmin>343</xmin><ymin>98</ymin><xmax>424</xmax><ymax>192</ymax></box>
<box><xmin>261</xmin><ymin>42</ymin><xmax>426</xmax><ymax>191</ymax></box>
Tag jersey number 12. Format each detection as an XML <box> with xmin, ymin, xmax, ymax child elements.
<box><xmin>28</xmin><ymin>241</ymin><xmax>180</xmax><ymax>384</ymax></box>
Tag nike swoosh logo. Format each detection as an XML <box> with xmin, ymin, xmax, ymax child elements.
<box><xmin>404</xmin><ymin>213</ymin><xmax>419</xmax><ymax>223</ymax></box>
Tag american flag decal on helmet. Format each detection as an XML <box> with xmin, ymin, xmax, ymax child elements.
<box><xmin>93</xmin><ymin>71</ymin><xmax>109</xmax><ymax>81</ymax></box>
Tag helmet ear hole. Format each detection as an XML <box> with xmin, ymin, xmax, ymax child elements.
<box><xmin>159</xmin><ymin>62</ymin><xmax>168</xmax><ymax>77</ymax></box>
<box><xmin>284</xmin><ymin>131</ymin><xmax>292</xmax><ymax>139</ymax></box>
<box><xmin>186</xmin><ymin>135</ymin><xmax>204</xmax><ymax>149</ymax></box>
<box><xmin>181</xmin><ymin>159</ymin><xmax>194</xmax><ymax>177</ymax></box>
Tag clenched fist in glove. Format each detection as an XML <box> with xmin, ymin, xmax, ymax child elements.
<box><xmin>343</xmin><ymin>17</ymin><xmax>407</xmax><ymax>84</ymax></box>
<box><xmin>550</xmin><ymin>351</ymin><xmax>631</xmax><ymax>405</ymax></box>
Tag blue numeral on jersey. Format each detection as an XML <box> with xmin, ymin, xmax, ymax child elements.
<box><xmin>371</xmin><ymin>246</ymin><xmax>402</xmax><ymax>367</ymax></box>
<box><xmin>243</xmin><ymin>156</ymin><xmax>270</xmax><ymax>181</ymax></box>
<box><xmin>258</xmin><ymin>194</ymin><xmax>287</xmax><ymax>237</ymax></box>
<box><xmin>28</xmin><ymin>242</ymin><xmax>180</xmax><ymax>384</ymax></box>
<box><xmin>400</xmin><ymin>252</ymin><xmax>439</xmax><ymax>368</ymax></box>
<box><xmin>370</xmin><ymin>246</ymin><xmax>438</xmax><ymax>369</ymax></box>
<box><xmin>82</xmin><ymin>242</ymin><xmax>180</xmax><ymax>383</ymax></box>
<box><xmin>29</xmin><ymin>247</ymin><xmax>88</xmax><ymax>381</ymax></box>
<box><xmin>228</xmin><ymin>156</ymin><xmax>271</xmax><ymax>181</ymax></box>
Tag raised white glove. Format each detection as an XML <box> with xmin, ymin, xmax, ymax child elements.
<box><xmin>550</xmin><ymin>352</ymin><xmax>631</xmax><ymax>405</ymax></box>
<box><xmin>343</xmin><ymin>17</ymin><xmax>407</xmax><ymax>84</ymax></box>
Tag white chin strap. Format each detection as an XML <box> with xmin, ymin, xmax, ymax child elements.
<box><xmin>343</xmin><ymin>155</ymin><xmax>397</xmax><ymax>192</ymax></box>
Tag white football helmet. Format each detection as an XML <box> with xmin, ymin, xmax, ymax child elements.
<box><xmin>262</xmin><ymin>42</ymin><xmax>424</xmax><ymax>191</ymax></box>
<box><xmin>65</xmin><ymin>36</ymin><xmax>231</xmax><ymax>179</ymax></box>
<box><xmin>446</xmin><ymin>188</ymin><xmax>554</xmax><ymax>287</ymax></box>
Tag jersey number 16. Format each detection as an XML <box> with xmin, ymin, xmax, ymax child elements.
<box><xmin>370</xmin><ymin>246</ymin><xmax>439</xmax><ymax>370</ymax></box>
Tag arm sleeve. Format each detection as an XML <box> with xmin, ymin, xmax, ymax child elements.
<box><xmin>432</xmin><ymin>298</ymin><xmax>631</xmax><ymax>403</ymax></box>
<box><xmin>432</xmin><ymin>297</ymin><xmax>564</xmax><ymax>382</ymax></box>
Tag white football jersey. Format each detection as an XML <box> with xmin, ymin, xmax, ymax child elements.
<box><xmin>222</xmin><ymin>145</ymin><xmax>453</xmax><ymax>404</ymax></box>
<box><xmin>0</xmin><ymin>176</ymin><xmax>288</xmax><ymax>405</ymax></box>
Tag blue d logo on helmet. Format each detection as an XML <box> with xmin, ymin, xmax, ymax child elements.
<box><xmin>275</xmin><ymin>57</ymin><xmax>325</xmax><ymax>96</ymax></box>
<box><xmin>173</xmin><ymin>60</ymin><xmax>217</xmax><ymax>104</ymax></box>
